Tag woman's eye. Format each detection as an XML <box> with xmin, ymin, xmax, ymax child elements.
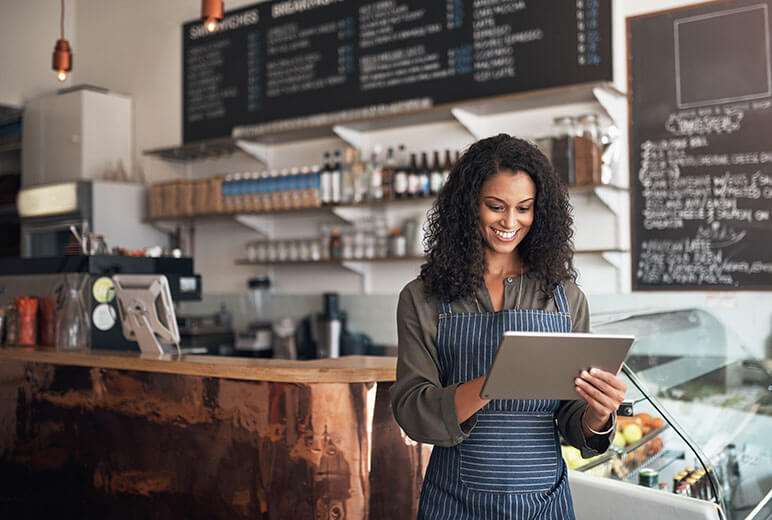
<box><xmin>488</xmin><ymin>205</ymin><xmax>504</xmax><ymax>211</ymax></box>
<box><xmin>518</xmin><ymin>206</ymin><xmax>532</xmax><ymax>212</ymax></box>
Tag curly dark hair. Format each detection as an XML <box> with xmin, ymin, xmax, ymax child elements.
<box><xmin>420</xmin><ymin>133</ymin><xmax>576</xmax><ymax>302</ymax></box>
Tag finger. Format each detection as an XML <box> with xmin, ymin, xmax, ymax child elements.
<box><xmin>574</xmin><ymin>386</ymin><xmax>612</xmax><ymax>417</ymax></box>
<box><xmin>588</xmin><ymin>368</ymin><xmax>628</xmax><ymax>393</ymax></box>
<box><xmin>579</xmin><ymin>371</ymin><xmax>626</xmax><ymax>404</ymax></box>
<box><xmin>575</xmin><ymin>377</ymin><xmax>620</xmax><ymax>412</ymax></box>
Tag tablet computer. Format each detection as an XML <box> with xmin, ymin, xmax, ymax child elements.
<box><xmin>479</xmin><ymin>331</ymin><xmax>635</xmax><ymax>400</ymax></box>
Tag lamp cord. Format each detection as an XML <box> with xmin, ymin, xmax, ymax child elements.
<box><xmin>60</xmin><ymin>0</ymin><xmax>65</xmax><ymax>39</ymax></box>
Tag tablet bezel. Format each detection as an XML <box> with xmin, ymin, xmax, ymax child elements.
<box><xmin>479</xmin><ymin>331</ymin><xmax>635</xmax><ymax>400</ymax></box>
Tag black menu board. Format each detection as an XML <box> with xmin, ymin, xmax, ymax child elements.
<box><xmin>629</xmin><ymin>0</ymin><xmax>772</xmax><ymax>290</ymax></box>
<box><xmin>183</xmin><ymin>0</ymin><xmax>612</xmax><ymax>143</ymax></box>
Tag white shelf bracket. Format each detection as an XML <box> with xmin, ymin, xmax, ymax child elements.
<box><xmin>451</xmin><ymin>107</ymin><xmax>488</xmax><ymax>139</ymax></box>
<box><xmin>592</xmin><ymin>85</ymin><xmax>627</xmax><ymax>129</ymax></box>
<box><xmin>592</xmin><ymin>187</ymin><xmax>626</xmax><ymax>218</ymax></box>
<box><xmin>331</xmin><ymin>206</ymin><xmax>372</xmax><ymax>224</ymax></box>
<box><xmin>233</xmin><ymin>214</ymin><xmax>274</xmax><ymax>237</ymax></box>
<box><xmin>332</xmin><ymin>125</ymin><xmax>367</xmax><ymax>150</ymax></box>
<box><xmin>600</xmin><ymin>251</ymin><xmax>631</xmax><ymax>293</ymax></box>
<box><xmin>340</xmin><ymin>261</ymin><xmax>372</xmax><ymax>292</ymax></box>
<box><xmin>235</xmin><ymin>140</ymin><xmax>270</xmax><ymax>164</ymax></box>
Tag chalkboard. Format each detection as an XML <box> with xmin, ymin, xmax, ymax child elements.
<box><xmin>182</xmin><ymin>0</ymin><xmax>612</xmax><ymax>143</ymax></box>
<box><xmin>628</xmin><ymin>0</ymin><xmax>772</xmax><ymax>290</ymax></box>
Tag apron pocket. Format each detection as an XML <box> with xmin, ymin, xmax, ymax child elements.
<box><xmin>459</xmin><ymin>412</ymin><xmax>559</xmax><ymax>494</ymax></box>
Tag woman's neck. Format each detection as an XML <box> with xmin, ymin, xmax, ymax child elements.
<box><xmin>485</xmin><ymin>251</ymin><xmax>524</xmax><ymax>278</ymax></box>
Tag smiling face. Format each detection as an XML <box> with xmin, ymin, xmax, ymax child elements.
<box><xmin>478</xmin><ymin>169</ymin><xmax>536</xmax><ymax>263</ymax></box>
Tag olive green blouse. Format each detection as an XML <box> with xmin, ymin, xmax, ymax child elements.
<box><xmin>390</xmin><ymin>273</ymin><xmax>615</xmax><ymax>457</ymax></box>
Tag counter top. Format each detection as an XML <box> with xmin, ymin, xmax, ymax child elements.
<box><xmin>0</xmin><ymin>347</ymin><xmax>397</xmax><ymax>383</ymax></box>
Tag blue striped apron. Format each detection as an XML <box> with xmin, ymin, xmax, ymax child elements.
<box><xmin>418</xmin><ymin>284</ymin><xmax>576</xmax><ymax>520</ymax></box>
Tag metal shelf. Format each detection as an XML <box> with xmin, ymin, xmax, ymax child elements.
<box><xmin>143</xmin><ymin>137</ymin><xmax>253</xmax><ymax>163</ymax></box>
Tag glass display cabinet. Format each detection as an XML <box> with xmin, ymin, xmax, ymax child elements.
<box><xmin>569</xmin><ymin>308</ymin><xmax>771</xmax><ymax>520</ymax></box>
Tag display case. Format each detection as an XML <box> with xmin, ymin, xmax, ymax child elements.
<box><xmin>572</xmin><ymin>308</ymin><xmax>772</xmax><ymax>520</ymax></box>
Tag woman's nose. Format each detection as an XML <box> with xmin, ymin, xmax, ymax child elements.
<box><xmin>502</xmin><ymin>209</ymin><xmax>517</xmax><ymax>229</ymax></box>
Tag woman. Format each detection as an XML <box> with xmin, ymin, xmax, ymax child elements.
<box><xmin>391</xmin><ymin>134</ymin><xmax>627</xmax><ymax>519</ymax></box>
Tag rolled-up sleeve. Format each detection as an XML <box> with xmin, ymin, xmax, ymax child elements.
<box><xmin>390</xmin><ymin>286</ymin><xmax>476</xmax><ymax>447</ymax></box>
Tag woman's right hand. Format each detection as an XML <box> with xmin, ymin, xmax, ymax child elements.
<box><xmin>454</xmin><ymin>376</ymin><xmax>491</xmax><ymax>423</ymax></box>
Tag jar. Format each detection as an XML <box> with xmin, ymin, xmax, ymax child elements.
<box><xmin>4</xmin><ymin>300</ymin><xmax>18</xmax><ymax>346</ymax></box>
<box><xmin>54</xmin><ymin>274</ymin><xmax>90</xmax><ymax>350</ymax></box>
<box><xmin>388</xmin><ymin>230</ymin><xmax>407</xmax><ymax>257</ymax></box>
<box><xmin>550</xmin><ymin>116</ymin><xmax>576</xmax><ymax>185</ymax></box>
<box><xmin>38</xmin><ymin>296</ymin><xmax>57</xmax><ymax>346</ymax></box>
<box><xmin>298</xmin><ymin>239</ymin><xmax>311</xmax><ymax>261</ymax></box>
<box><xmin>16</xmin><ymin>296</ymin><xmax>38</xmax><ymax>346</ymax></box>
<box><xmin>342</xmin><ymin>229</ymin><xmax>354</xmax><ymax>259</ymax></box>
<box><xmin>266</xmin><ymin>241</ymin><xmax>278</xmax><ymax>262</ymax></box>
<box><xmin>574</xmin><ymin>113</ymin><xmax>602</xmax><ymax>185</ymax></box>
<box><xmin>287</xmin><ymin>240</ymin><xmax>300</xmax><ymax>261</ymax></box>
<box><xmin>246</xmin><ymin>242</ymin><xmax>258</xmax><ymax>262</ymax></box>
<box><xmin>310</xmin><ymin>239</ymin><xmax>322</xmax><ymax>261</ymax></box>
<box><xmin>329</xmin><ymin>231</ymin><xmax>343</xmax><ymax>259</ymax></box>
<box><xmin>255</xmin><ymin>241</ymin><xmax>268</xmax><ymax>262</ymax></box>
<box><xmin>277</xmin><ymin>240</ymin><xmax>289</xmax><ymax>261</ymax></box>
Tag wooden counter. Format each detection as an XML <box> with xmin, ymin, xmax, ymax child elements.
<box><xmin>0</xmin><ymin>346</ymin><xmax>397</xmax><ymax>383</ymax></box>
<box><xmin>0</xmin><ymin>346</ymin><xmax>428</xmax><ymax>519</ymax></box>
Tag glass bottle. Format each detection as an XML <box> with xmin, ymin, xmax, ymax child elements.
<box><xmin>381</xmin><ymin>147</ymin><xmax>395</xmax><ymax>200</ymax></box>
<box><xmin>4</xmin><ymin>300</ymin><xmax>18</xmax><ymax>346</ymax></box>
<box><xmin>368</xmin><ymin>145</ymin><xmax>383</xmax><ymax>201</ymax></box>
<box><xmin>321</xmin><ymin>152</ymin><xmax>332</xmax><ymax>205</ymax></box>
<box><xmin>406</xmin><ymin>153</ymin><xmax>419</xmax><ymax>198</ymax></box>
<box><xmin>442</xmin><ymin>150</ymin><xmax>453</xmax><ymax>187</ymax></box>
<box><xmin>331</xmin><ymin>150</ymin><xmax>342</xmax><ymax>204</ymax></box>
<box><xmin>419</xmin><ymin>152</ymin><xmax>431</xmax><ymax>197</ymax></box>
<box><xmin>430</xmin><ymin>151</ymin><xmax>443</xmax><ymax>195</ymax></box>
<box><xmin>393</xmin><ymin>147</ymin><xmax>409</xmax><ymax>199</ymax></box>
<box><xmin>54</xmin><ymin>273</ymin><xmax>90</xmax><ymax>350</ymax></box>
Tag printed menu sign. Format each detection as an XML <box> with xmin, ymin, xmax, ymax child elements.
<box><xmin>629</xmin><ymin>0</ymin><xmax>772</xmax><ymax>290</ymax></box>
<box><xmin>183</xmin><ymin>0</ymin><xmax>612</xmax><ymax>143</ymax></box>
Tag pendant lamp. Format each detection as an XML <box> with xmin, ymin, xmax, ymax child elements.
<box><xmin>202</xmin><ymin>0</ymin><xmax>224</xmax><ymax>33</ymax></box>
<box><xmin>52</xmin><ymin>0</ymin><xmax>72</xmax><ymax>81</ymax></box>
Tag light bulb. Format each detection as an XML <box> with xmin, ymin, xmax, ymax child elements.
<box><xmin>205</xmin><ymin>18</ymin><xmax>218</xmax><ymax>32</ymax></box>
<box><xmin>57</xmin><ymin>70</ymin><xmax>68</xmax><ymax>81</ymax></box>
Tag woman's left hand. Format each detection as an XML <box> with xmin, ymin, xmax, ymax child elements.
<box><xmin>574</xmin><ymin>368</ymin><xmax>627</xmax><ymax>435</ymax></box>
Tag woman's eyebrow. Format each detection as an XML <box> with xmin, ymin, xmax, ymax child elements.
<box><xmin>483</xmin><ymin>196</ymin><xmax>535</xmax><ymax>204</ymax></box>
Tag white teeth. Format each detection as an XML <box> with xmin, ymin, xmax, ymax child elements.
<box><xmin>493</xmin><ymin>228</ymin><xmax>516</xmax><ymax>239</ymax></box>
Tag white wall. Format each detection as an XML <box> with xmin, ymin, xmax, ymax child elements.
<box><xmin>1</xmin><ymin>0</ymin><xmax>771</xmax><ymax>355</ymax></box>
<box><xmin>0</xmin><ymin>0</ymin><xmax>77</xmax><ymax>107</ymax></box>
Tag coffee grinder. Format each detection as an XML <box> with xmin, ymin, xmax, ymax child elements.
<box><xmin>235</xmin><ymin>277</ymin><xmax>273</xmax><ymax>357</ymax></box>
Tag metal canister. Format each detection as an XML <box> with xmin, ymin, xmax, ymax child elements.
<box><xmin>638</xmin><ymin>468</ymin><xmax>659</xmax><ymax>488</ymax></box>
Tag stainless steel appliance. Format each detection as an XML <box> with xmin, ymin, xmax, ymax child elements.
<box><xmin>315</xmin><ymin>293</ymin><xmax>342</xmax><ymax>358</ymax></box>
<box><xmin>17</xmin><ymin>180</ymin><xmax>168</xmax><ymax>257</ymax></box>
<box><xmin>235</xmin><ymin>277</ymin><xmax>273</xmax><ymax>357</ymax></box>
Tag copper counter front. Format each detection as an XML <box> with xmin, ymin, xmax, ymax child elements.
<box><xmin>0</xmin><ymin>359</ymin><xmax>431</xmax><ymax>519</ymax></box>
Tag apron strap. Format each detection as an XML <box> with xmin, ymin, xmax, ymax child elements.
<box><xmin>553</xmin><ymin>284</ymin><xmax>570</xmax><ymax>315</ymax></box>
<box><xmin>437</xmin><ymin>301</ymin><xmax>452</xmax><ymax>314</ymax></box>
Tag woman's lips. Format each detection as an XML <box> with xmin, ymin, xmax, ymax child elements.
<box><xmin>492</xmin><ymin>228</ymin><xmax>518</xmax><ymax>242</ymax></box>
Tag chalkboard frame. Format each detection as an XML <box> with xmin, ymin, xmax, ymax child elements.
<box><xmin>627</xmin><ymin>0</ymin><xmax>772</xmax><ymax>291</ymax></box>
